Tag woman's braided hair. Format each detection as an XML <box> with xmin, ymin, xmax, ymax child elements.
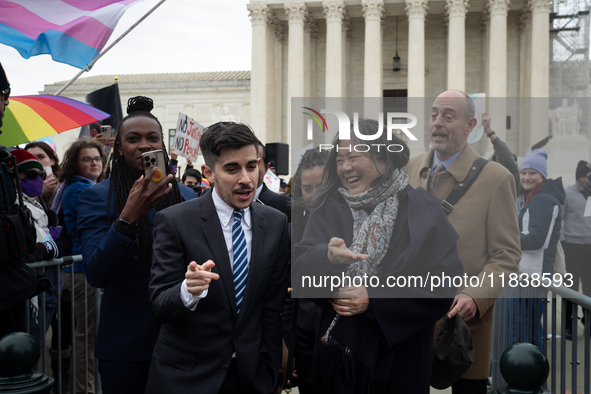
<box><xmin>107</xmin><ymin>96</ymin><xmax>183</xmax><ymax>255</ymax></box>
<box><xmin>291</xmin><ymin>148</ymin><xmax>329</xmax><ymax>244</ymax></box>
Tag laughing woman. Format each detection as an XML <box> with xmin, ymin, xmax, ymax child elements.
<box><xmin>77</xmin><ymin>97</ymin><xmax>197</xmax><ymax>394</ymax></box>
<box><xmin>293</xmin><ymin>119</ymin><xmax>464</xmax><ymax>394</ymax></box>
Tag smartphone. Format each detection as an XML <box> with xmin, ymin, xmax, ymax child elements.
<box><xmin>141</xmin><ymin>150</ymin><xmax>167</xmax><ymax>190</ymax></box>
<box><xmin>100</xmin><ymin>125</ymin><xmax>113</xmax><ymax>139</ymax></box>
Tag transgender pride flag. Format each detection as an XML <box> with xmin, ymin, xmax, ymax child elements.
<box><xmin>0</xmin><ymin>0</ymin><xmax>145</xmax><ymax>69</ymax></box>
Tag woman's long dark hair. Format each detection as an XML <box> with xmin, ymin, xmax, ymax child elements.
<box><xmin>291</xmin><ymin>149</ymin><xmax>329</xmax><ymax>244</ymax></box>
<box><xmin>107</xmin><ymin>96</ymin><xmax>183</xmax><ymax>255</ymax></box>
<box><xmin>59</xmin><ymin>140</ymin><xmax>106</xmax><ymax>183</ymax></box>
<box><xmin>308</xmin><ymin>118</ymin><xmax>410</xmax><ymax>210</ymax></box>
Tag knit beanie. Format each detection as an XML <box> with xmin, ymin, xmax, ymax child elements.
<box><xmin>576</xmin><ymin>160</ymin><xmax>589</xmax><ymax>180</ymax></box>
<box><xmin>0</xmin><ymin>62</ymin><xmax>9</xmax><ymax>92</ymax></box>
<box><xmin>8</xmin><ymin>149</ymin><xmax>44</xmax><ymax>173</ymax></box>
<box><xmin>520</xmin><ymin>148</ymin><xmax>548</xmax><ymax>179</ymax></box>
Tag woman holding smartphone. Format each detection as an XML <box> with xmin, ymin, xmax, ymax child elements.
<box><xmin>77</xmin><ymin>96</ymin><xmax>196</xmax><ymax>394</ymax></box>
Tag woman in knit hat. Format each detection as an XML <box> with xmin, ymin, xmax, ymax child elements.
<box><xmin>9</xmin><ymin>149</ymin><xmax>66</xmax><ymax>355</ymax></box>
<box><xmin>515</xmin><ymin>148</ymin><xmax>565</xmax><ymax>348</ymax></box>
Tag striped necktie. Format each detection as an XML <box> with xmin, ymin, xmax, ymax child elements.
<box><xmin>232</xmin><ymin>209</ymin><xmax>248</xmax><ymax>314</ymax></box>
<box><xmin>429</xmin><ymin>162</ymin><xmax>446</xmax><ymax>195</ymax></box>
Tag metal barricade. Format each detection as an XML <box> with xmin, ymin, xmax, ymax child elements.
<box><xmin>23</xmin><ymin>255</ymin><xmax>102</xmax><ymax>394</ymax></box>
<box><xmin>491</xmin><ymin>284</ymin><xmax>591</xmax><ymax>394</ymax></box>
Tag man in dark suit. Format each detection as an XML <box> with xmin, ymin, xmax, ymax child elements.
<box><xmin>146</xmin><ymin>122</ymin><xmax>290</xmax><ymax>394</ymax></box>
<box><xmin>255</xmin><ymin>141</ymin><xmax>291</xmax><ymax>221</ymax></box>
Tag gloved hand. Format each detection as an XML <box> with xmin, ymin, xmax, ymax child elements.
<box><xmin>582</xmin><ymin>163</ymin><xmax>591</xmax><ymax>199</ymax></box>
<box><xmin>35</xmin><ymin>239</ymin><xmax>58</xmax><ymax>261</ymax></box>
<box><xmin>49</xmin><ymin>226</ymin><xmax>62</xmax><ymax>241</ymax></box>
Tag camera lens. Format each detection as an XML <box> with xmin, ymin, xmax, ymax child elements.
<box><xmin>144</xmin><ymin>156</ymin><xmax>150</xmax><ymax>161</ymax></box>
<box><xmin>151</xmin><ymin>158</ymin><xmax>156</xmax><ymax>164</ymax></box>
<box><xmin>146</xmin><ymin>162</ymin><xmax>151</xmax><ymax>167</ymax></box>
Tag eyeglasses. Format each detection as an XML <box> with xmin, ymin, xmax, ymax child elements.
<box><xmin>1</xmin><ymin>87</ymin><xmax>9</xmax><ymax>100</ymax></box>
<box><xmin>24</xmin><ymin>169</ymin><xmax>46</xmax><ymax>181</ymax></box>
<box><xmin>81</xmin><ymin>156</ymin><xmax>102</xmax><ymax>164</ymax></box>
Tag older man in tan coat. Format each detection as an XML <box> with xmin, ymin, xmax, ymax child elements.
<box><xmin>405</xmin><ymin>90</ymin><xmax>521</xmax><ymax>394</ymax></box>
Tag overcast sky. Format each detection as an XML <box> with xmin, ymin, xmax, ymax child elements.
<box><xmin>0</xmin><ymin>0</ymin><xmax>253</xmax><ymax>96</ymax></box>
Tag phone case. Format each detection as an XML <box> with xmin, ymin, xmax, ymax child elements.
<box><xmin>100</xmin><ymin>125</ymin><xmax>112</xmax><ymax>139</ymax></box>
<box><xmin>141</xmin><ymin>150</ymin><xmax>167</xmax><ymax>190</ymax></box>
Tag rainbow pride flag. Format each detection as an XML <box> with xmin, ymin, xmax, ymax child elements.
<box><xmin>0</xmin><ymin>0</ymin><xmax>145</xmax><ymax>69</ymax></box>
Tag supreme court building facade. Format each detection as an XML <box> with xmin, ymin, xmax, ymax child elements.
<box><xmin>247</xmin><ymin>0</ymin><xmax>591</xmax><ymax>183</ymax></box>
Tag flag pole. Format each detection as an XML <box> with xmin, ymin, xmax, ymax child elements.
<box><xmin>54</xmin><ymin>0</ymin><xmax>167</xmax><ymax>96</ymax></box>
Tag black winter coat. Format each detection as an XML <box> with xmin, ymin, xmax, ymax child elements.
<box><xmin>293</xmin><ymin>185</ymin><xmax>464</xmax><ymax>394</ymax></box>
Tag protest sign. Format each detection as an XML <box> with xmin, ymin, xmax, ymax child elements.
<box><xmin>467</xmin><ymin>93</ymin><xmax>486</xmax><ymax>144</ymax></box>
<box><xmin>264</xmin><ymin>169</ymin><xmax>280</xmax><ymax>192</ymax></box>
<box><xmin>173</xmin><ymin>113</ymin><xmax>204</xmax><ymax>161</ymax></box>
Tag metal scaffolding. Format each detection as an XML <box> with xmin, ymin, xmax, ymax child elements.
<box><xmin>550</xmin><ymin>0</ymin><xmax>591</xmax><ymax>97</ymax></box>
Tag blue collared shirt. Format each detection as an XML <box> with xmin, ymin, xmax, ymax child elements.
<box><xmin>431</xmin><ymin>149</ymin><xmax>463</xmax><ymax>174</ymax></box>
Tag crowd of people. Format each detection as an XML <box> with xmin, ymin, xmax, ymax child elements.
<box><xmin>2</xmin><ymin>60</ymin><xmax>591</xmax><ymax>394</ymax></box>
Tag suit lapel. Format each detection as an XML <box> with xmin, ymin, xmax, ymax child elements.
<box><xmin>236</xmin><ymin>202</ymin><xmax>265</xmax><ymax>326</ymax></box>
<box><xmin>200</xmin><ymin>192</ymin><xmax>237</xmax><ymax>316</ymax></box>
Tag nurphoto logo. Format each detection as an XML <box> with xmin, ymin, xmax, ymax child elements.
<box><xmin>302</xmin><ymin>107</ymin><xmax>418</xmax><ymax>152</ymax></box>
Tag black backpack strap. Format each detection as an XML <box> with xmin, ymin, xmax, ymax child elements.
<box><xmin>442</xmin><ymin>158</ymin><xmax>488</xmax><ymax>215</ymax></box>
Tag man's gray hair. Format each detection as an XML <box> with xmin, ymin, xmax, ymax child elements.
<box><xmin>446</xmin><ymin>89</ymin><xmax>475</xmax><ymax>120</ymax></box>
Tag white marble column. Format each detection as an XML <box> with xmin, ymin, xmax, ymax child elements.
<box><xmin>342</xmin><ymin>12</ymin><xmax>351</xmax><ymax>98</ymax></box>
<box><xmin>529</xmin><ymin>0</ymin><xmax>551</xmax><ymax>146</ymax></box>
<box><xmin>405</xmin><ymin>0</ymin><xmax>428</xmax><ymax>154</ymax></box>
<box><xmin>285</xmin><ymin>2</ymin><xmax>308</xmax><ymax>154</ymax></box>
<box><xmin>405</xmin><ymin>0</ymin><xmax>428</xmax><ymax>97</ymax></box>
<box><xmin>481</xmin><ymin>8</ymin><xmax>489</xmax><ymax>94</ymax></box>
<box><xmin>267</xmin><ymin>15</ymin><xmax>284</xmax><ymax>143</ymax></box>
<box><xmin>323</xmin><ymin>1</ymin><xmax>345</xmax><ymax>97</ymax></box>
<box><xmin>247</xmin><ymin>3</ymin><xmax>270</xmax><ymax>142</ymax></box>
<box><xmin>303</xmin><ymin>17</ymin><xmax>312</xmax><ymax>98</ymax></box>
<box><xmin>529</xmin><ymin>0</ymin><xmax>550</xmax><ymax>97</ymax></box>
<box><xmin>445</xmin><ymin>0</ymin><xmax>468</xmax><ymax>91</ymax></box>
<box><xmin>487</xmin><ymin>0</ymin><xmax>510</xmax><ymax>141</ymax></box>
<box><xmin>304</xmin><ymin>16</ymin><xmax>318</xmax><ymax>99</ymax></box>
<box><xmin>362</xmin><ymin>0</ymin><xmax>384</xmax><ymax>98</ymax></box>
<box><xmin>518</xmin><ymin>9</ymin><xmax>531</xmax><ymax>99</ymax></box>
<box><xmin>488</xmin><ymin>0</ymin><xmax>509</xmax><ymax>98</ymax></box>
<box><xmin>518</xmin><ymin>9</ymin><xmax>531</xmax><ymax>154</ymax></box>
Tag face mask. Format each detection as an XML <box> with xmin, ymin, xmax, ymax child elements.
<box><xmin>21</xmin><ymin>176</ymin><xmax>44</xmax><ymax>197</ymax></box>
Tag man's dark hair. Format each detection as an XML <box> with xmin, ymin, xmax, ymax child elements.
<box><xmin>257</xmin><ymin>140</ymin><xmax>268</xmax><ymax>166</ymax></box>
<box><xmin>182</xmin><ymin>168</ymin><xmax>202</xmax><ymax>184</ymax></box>
<box><xmin>0</xmin><ymin>62</ymin><xmax>9</xmax><ymax>92</ymax></box>
<box><xmin>200</xmin><ymin>122</ymin><xmax>259</xmax><ymax>168</ymax></box>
